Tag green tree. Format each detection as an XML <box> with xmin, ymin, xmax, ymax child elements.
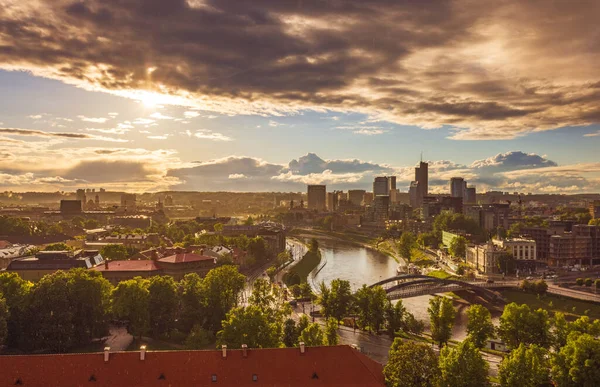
<box><xmin>202</xmin><ymin>265</ymin><xmax>246</xmax><ymax>331</ymax></box>
<box><xmin>100</xmin><ymin>244</ymin><xmax>130</xmax><ymax>261</ymax></box>
<box><xmin>244</xmin><ymin>216</ymin><xmax>254</xmax><ymax>225</ymax></box>
<box><xmin>249</xmin><ymin>278</ymin><xmax>275</xmax><ymax>313</ymax></box>
<box><xmin>498</xmin><ymin>303</ymin><xmax>550</xmax><ymax>349</ymax></box>
<box><xmin>325</xmin><ymin>318</ymin><xmax>339</xmax><ymax>345</ymax></box>
<box><xmin>466</xmin><ymin>304</ymin><xmax>495</xmax><ymax>349</ymax></box>
<box><xmin>497</xmin><ymin>253</ymin><xmax>516</xmax><ymax>275</ymax></box>
<box><xmin>0</xmin><ymin>293</ymin><xmax>7</xmax><ymax>346</ymax></box>
<box><xmin>551</xmin><ymin>334</ymin><xmax>600</xmax><ymax>387</ymax></box>
<box><xmin>498</xmin><ymin>344</ymin><xmax>549</xmax><ymax>387</ymax></box>
<box><xmin>438</xmin><ymin>340</ymin><xmax>489</xmax><ymax>387</ymax></box>
<box><xmin>585</xmin><ymin>278</ymin><xmax>593</xmax><ymax>287</ymax></box>
<box><xmin>43</xmin><ymin>242</ymin><xmax>71</xmax><ymax>251</ymax></box>
<box><xmin>318</xmin><ymin>279</ymin><xmax>353</xmax><ymax>323</ymax></box>
<box><xmin>213</xmin><ymin>223</ymin><xmax>224</xmax><ymax>233</ymax></box>
<box><xmin>449</xmin><ymin>236</ymin><xmax>467</xmax><ymax>259</ymax></box>
<box><xmin>383</xmin><ymin>338</ymin><xmax>439</xmax><ymax>387</ymax></box>
<box><xmin>576</xmin><ymin>278</ymin><xmax>584</xmax><ymax>286</ymax></box>
<box><xmin>147</xmin><ymin>276</ymin><xmax>178</xmax><ymax>337</ymax></box>
<box><xmin>283</xmin><ymin>318</ymin><xmax>298</xmax><ymax>347</ymax></box>
<box><xmin>297</xmin><ymin>314</ymin><xmax>310</xmax><ymax>336</ymax></box>
<box><xmin>111</xmin><ymin>277</ymin><xmax>150</xmax><ymax>341</ymax></box>
<box><xmin>184</xmin><ymin>324</ymin><xmax>213</xmax><ymax>349</ymax></box>
<box><xmin>0</xmin><ymin>272</ymin><xmax>32</xmax><ymax>348</ymax></box>
<box><xmin>398</xmin><ymin>232</ymin><xmax>416</xmax><ymax>262</ymax></box>
<box><xmin>299</xmin><ymin>322</ymin><xmax>325</xmax><ymax>346</ymax></box>
<box><xmin>385</xmin><ymin>300</ymin><xmax>406</xmax><ymax>338</ymax></box>
<box><xmin>217</xmin><ymin>305</ymin><xmax>282</xmax><ymax>349</ymax></box>
<box><xmin>179</xmin><ymin>273</ymin><xmax>206</xmax><ymax>332</ymax></box>
<box><xmin>552</xmin><ymin>312</ymin><xmax>571</xmax><ymax>351</ymax></box>
<box><xmin>428</xmin><ymin>296</ymin><xmax>456</xmax><ymax>347</ymax></box>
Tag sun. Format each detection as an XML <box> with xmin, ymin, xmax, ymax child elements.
<box><xmin>138</xmin><ymin>92</ymin><xmax>163</xmax><ymax>108</ymax></box>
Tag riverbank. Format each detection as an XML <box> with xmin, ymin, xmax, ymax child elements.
<box><xmin>283</xmin><ymin>249</ymin><xmax>321</xmax><ymax>285</ymax></box>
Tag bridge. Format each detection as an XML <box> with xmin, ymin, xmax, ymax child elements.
<box><xmin>369</xmin><ymin>275</ymin><xmax>519</xmax><ymax>300</ymax></box>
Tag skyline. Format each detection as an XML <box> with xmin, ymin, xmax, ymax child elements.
<box><xmin>0</xmin><ymin>0</ymin><xmax>599</xmax><ymax>193</ymax></box>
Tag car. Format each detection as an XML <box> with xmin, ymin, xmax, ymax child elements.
<box><xmin>526</xmin><ymin>276</ymin><xmax>534</xmax><ymax>280</ymax></box>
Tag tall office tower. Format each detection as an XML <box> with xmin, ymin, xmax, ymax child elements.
<box><xmin>465</xmin><ymin>186</ymin><xmax>477</xmax><ymax>204</ymax></box>
<box><xmin>373</xmin><ymin>195</ymin><xmax>390</xmax><ymax>223</ymax></box>
<box><xmin>388</xmin><ymin>176</ymin><xmax>397</xmax><ymax>191</ymax></box>
<box><xmin>76</xmin><ymin>189</ymin><xmax>87</xmax><ymax>211</ymax></box>
<box><xmin>450</xmin><ymin>177</ymin><xmax>465</xmax><ymax>198</ymax></box>
<box><xmin>326</xmin><ymin>192</ymin><xmax>339</xmax><ymax>212</ymax></box>
<box><xmin>363</xmin><ymin>192</ymin><xmax>374</xmax><ymax>206</ymax></box>
<box><xmin>307</xmin><ymin>185</ymin><xmax>327</xmax><ymax>211</ymax></box>
<box><xmin>373</xmin><ymin>177</ymin><xmax>389</xmax><ymax>196</ymax></box>
<box><xmin>415</xmin><ymin>161</ymin><xmax>428</xmax><ymax>199</ymax></box>
<box><xmin>348</xmin><ymin>190</ymin><xmax>366</xmax><ymax>206</ymax></box>
<box><xmin>409</xmin><ymin>181</ymin><xmax>420</xmax><ymax>208</ymax></box>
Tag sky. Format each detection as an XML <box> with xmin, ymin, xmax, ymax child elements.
<box><xmin>0</xmin><ymin>0</ymin><xmax>599</xmax><ymax>193</ymax></box>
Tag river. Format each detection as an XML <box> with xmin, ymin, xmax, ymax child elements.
<box><xmin>309</xmin><ymin>239</ymin><xmax>481</xmax><ymax>341</ymax></box>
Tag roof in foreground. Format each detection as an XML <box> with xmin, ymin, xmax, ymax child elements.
<box><xmin>93</xmin><ymin>260</ymin><xmax>160</xmax><ymax>272</ymax></box>
<box><xmin>0</xmin><ymin>345</ymin><xmax>384</xmax><ymax>387</ymax></box>
<box><xmin>158</xmin><ymin>253</ymin><xmax>216</xmax><ymax>263</ymax></box>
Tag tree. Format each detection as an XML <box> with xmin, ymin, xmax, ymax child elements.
<box><xmin>428</xmin><ymin>296</ymin><xmax>456</xmax><ymax>347</ymax></box>
<box><xmin>497</xmin><ymin>253</ymin><xmax>516</xmax><ymax>275</ymax></box>
<box><xmin>498</xmin><ymin>303</ymin><xmax>550</xmax><ymax>349</ymax></box>
<box><xmin>297</xmin><ymin>314</ymin><xmax>310</xmax><ymax>336</ymax></box>
<box><xmin>466</xmin><ymin>304</ymin><xmax>495</xmax><ymax>349</ymax></box>
<box><xmin>309</xmin><ymin>238</ymin><xmax>319</xmax><ymax>253</ymax></box>
<box><xmin>217</xmin><ymin>305</ymin><xmax>282</xmax><ymax>349</ymax></box>
<box><xmin>184</xmin><ymin>324</ymin><xmax>213</xmax><ymax>349</ymax></box>
<box><xmin>43</xmin><ymin>242</ymin><xmax>71</xmax><ymax>251</ymax></box>
<box><xmin>283</xmin><ymin>318</ymin><xmax>298</xmax><ymax>347</ymax></box>
<box><xmin>449</xmin><ymin>236</ymin><xmax>467</xmax><ymax>259</ymax></box>
<box><xmin>299</xmin><ymin>322</ymin><xmax>325</xmax><ymax>346</ymax></box>
<box><xmin>404</xmin><ymin>313</ymin><xmax>425</xmax><ymax>335</ymax></box>
<box><xmin>498</xmin><ymin>344</ymin><xmax>550</xmax><ymax>387</ymax></box>
<box><xmin>325</xmin><ymin>318</ymin><xmax>339</xmax><ymax>345</ymax></box>
<box><xmin>438</xmin><ymin>340</ymin><xmax>489</xmax><ymax>387</ymax></box>
<box><xmin>383</xmin><ymin>339</ymin><xmax>439</xmax><ymax>387</ymax></box>
<box><xmin>100</xmin><ymin>244</ymin><xmax>129</xmax><ymax>261</ymax></box>
<box><xmin>576</xmin><ymin>278</ymin><xmax>584</xmax><ymax>286</ymax></box>
<box><xmin>398</xmin><ymin>232</ymin><xmax>416</xmax><ymax>262</ymax></box>
<box><xmin>585</xmin><ymin>278</ymin><xmax>593</xmax><ymax>287</ymax></box>
<box><xmin>0</xmin><ymin>272</ymin><xmax>32</xmax><ymax>348</ymax></box>
<box><xmin>354</xmin><ymin>285</ymin><xmax>388</xmax><ymax>333</ymax></box>
<box><xmin>179</xmin><ymin>273</ymin><xmax>206</xmax><ymax>332</ymax></box>
<box><xmin>111</xmin><ymin>277</ymin><xmax>150</xmax><ymax>341</ymax></box>
<box><xmin>202</xmin><ymin>265</ymin><xmax>246</xmax><ymax>331</ymax></box>
<box><xmin>551</xmin><ymin>334</ymin><xmax>600</xmax><ymax>387</ymax></box>
<box><xmin>318</xmin><ymin>279</ymin><xmax>353</xmax><ymax>323</ymax></box>
<box><xmin>0</xmin><ymin>293</ymin><xmax>7</xmax><ymax>346</ymax></box>
<box><xmin>244</xmin><ymin>216</ymin><xmax>254</xmax><ymax>226</ymax></box>
<box><xmin>249</xmin><ymin>278</ymin><xmax>276</xmax><ymax>313</ymax></box>
<box><xmin>147</xmin><ymin>276</ymin><xmax>178</xmax><ymax>337</ymax></box>
<box><xmin>385</xmin><ymin>300</ymin><xmax>406</xmax><ymax>338</ymax></box>
<box><xmin>213</xmin><ymin>223</ymin><xmax>224</xmax><ymax>233</ymax></box>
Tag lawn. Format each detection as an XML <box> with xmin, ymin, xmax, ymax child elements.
<box><xmin>286</xmin><ymin>250</ymin><xmax>321</xmax><ymax>284</ymax></box>
<box><xmin>427</xmin><ymin>270</ymin><xmax>453</xmax><ymax>280</ymax></box>
<box><xmin>502</xmin><ymin>289</ymin><xmax>600</xmax><ymax>320</ymax></box>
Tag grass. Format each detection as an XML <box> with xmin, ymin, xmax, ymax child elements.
<box><xmin>427</xmin><ymin>270</ymin><xmax>453</xmax><ymax>280</ymax></box>
<box><xmin>286</xmin><ymin>250</ymin><xmax>321</xmax><ymax>284</ymax></box>
<box><xmin>502</xmin><ymin>289</ymin><xmax>600</xmax><ymax>320</ymax></box>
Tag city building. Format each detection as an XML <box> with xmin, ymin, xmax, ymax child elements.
<box><xmin>442</xmin><ymin>231</ymin><xmax>462</xmax><ymax>248</ymax></box>
<box><xmin>120</xmin><ymin>193</ymin><xmax>137</xmax><ymax>212</ymax></box>
<box><xmin>363</xmin><ymin>192</ymin><xmax>374</xmax><ymax>206</ymax></box>
<box><xmin>348</xmin><ymin>189</ymin><xmax>366</xmax><ymax>206</ymax></box>
<box><xmin>76</xmin><ymin>189</ymin><xmax>87</xmax><ymax>210</ymax></box>
<box><xmin>0</xmin><ymin>244</ymin><xmax>34</xmax><ymax>270</ymax></box>
<box><xmin>326</xmin><ymin>191</ymin><xmax>338</xmax><ymax>212</ymax></box>
<box><xmin>221</xmin><ymin>225</ymin><xmax>286</xmax><ymax>254</ymax></box>
<box><xmin>91</xmin><ymin>233</ymin><xmax>160</xmax><ymax>248</ymax></box>
<box><xmin>0</xmin><ymin>345</ymin><xmax>385</xmax><ymax>387</ymax></box>
<box><xmin>409</xmin><ymin>181</ymin><xmax>420</xmax><ymax>208</ymax></box>
<box><xmin>388</xmin><ymin>176</ymin><xmax>397</xmax><ymax>192</ymax></box>
<box><xmin>372</xmin><ymin>195</ymin><xmax>390</xmax><ymax>224</ymax></box>
<box><xmin>7</xmin><ymin>250</ymin><xmax>104</xmax><ymax>282</ymax></box>
<box><xmin>589</xmin><ymin>200</ymin><xmax>600</xmax><ymax>219</ymax></box>
<box><xmin>60</xmin><ymin>199</ymin><xmax>82</xmax><ymax>215</ymax></box>
<box><xmin>450</xmin><ymin>177</ymin><xmax>466</xmax><ymax>198</ymax></box>
<box><xmin>415</xmin><ymin>161</ymin><xmax>428</xmax><ymax>199</ymax></box>
<box><xmin>466</xmin><ymin>242</ymin><xmax>503</xmax><ymax>274</ymax></box>
<box><xmin>464</xmin><ymin>186</ymin><xmax>477</xmax><ymax>204</ymax></box>
<box><xmin>493</xmin><ymin>238</ymin><xmax>536</xmax><ymax>261</ymax></box>
<box><xmin>464</xmin><ymin>204</ymin><xmax>509</xmax><ymax>231</ymax></box>
<box><xmin>373</xmin><ymin>177</ymin><xmax>390</xmax><ymax>196</ymax></box>
<box><xmin>111</xmin><ymin>215</ymin><xmax>152</xmax><ymax>229</ymax></box>
<box><xmin>307</xmin><ymin>185</ymin><xmax>326</xmax><ymax>211</ymax></box>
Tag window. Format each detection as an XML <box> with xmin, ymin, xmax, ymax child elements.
<box><xmin>252</xmin><ymin>374</ymin><xmax>258</xmax><ymax>382</ymax></box>
<box><xmin>211</xmin><ymin>374</ymin><xmax>217</xmax><ymax>383</ymax></box>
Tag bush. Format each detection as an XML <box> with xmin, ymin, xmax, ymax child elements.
<box><xmin>520</xmin><ymin>280</ymin><xmax>547</xmax><ymax>295</ymax></box>
<box><xmin>184</xmin><ymin>325</ymin><xmax>213</xmax><ymax>349</ymax></box>
<box><xmin>584</xmin><ymin>278</ymin><xmax>593</xmax><ymax>287</ymax></box>
<box><xmin>595</xmin><ymin>279</ymin><xmax>600</xmax><ymax>289</ymax></box>
<box><xmin>576</xmin><ymin>278</ymin><xmax>584</xmax><ymax>286</ymax></box>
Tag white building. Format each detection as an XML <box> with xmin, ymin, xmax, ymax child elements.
<box><xmin>493</xmin><ymin>238</ymin><xmax>536</xmax><ymax>261</ymax></box>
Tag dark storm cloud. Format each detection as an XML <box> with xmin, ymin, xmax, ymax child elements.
<box><xmin>0</xmin><ymin>0</ymin><xmax>599</xmax><ymax>138</ymax></box>
<box><xmin>62</xmin><ymin>160</ymin><xmax>156</xmax><ymax>183</ymax></box>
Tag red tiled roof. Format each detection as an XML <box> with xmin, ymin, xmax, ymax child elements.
<box><xmin>158</xmin><ymin>253</ymin><xmax>215</xmax><ymax>263</ymax></box>
<box><xmin>0</xmin><ymin>345</ymin><xmax>384</xmax><ymax>387</ymax></box>
<box><xmin>93</xmin><ymin>260</ymin><xmax>160</xmax><ymax>272</ymax></box>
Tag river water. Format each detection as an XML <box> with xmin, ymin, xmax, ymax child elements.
<box><xmin>311</xmin><ymin>239</ymin><xmax>479</xmax><ymax>341</ymax></box>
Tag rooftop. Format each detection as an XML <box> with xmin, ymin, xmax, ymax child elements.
<box><xmin>93</xmin><ymin>260</ymin><xmax>160</xmax><ymax>272</ymax></box>
<box><xmin>0</xmin><ymin>346</ymin><xmax>384</xmax><ymax>387</ymax></box>
<box><xmin>158</xmin><ymin>253</ymin><xmax>216</xmax><ymax>264</ymax></box>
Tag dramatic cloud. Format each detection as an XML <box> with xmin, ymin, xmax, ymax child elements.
<box><xmin>0</xmin><ymin>0</ymin><xmax>598</xmax><ymax>139</ymax></box>
<box><xmin>0</xmin><ymin>127</ymin><xmax>127</xmax><ymax>142</ymax></box>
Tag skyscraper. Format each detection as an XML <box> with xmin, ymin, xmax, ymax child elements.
<box><xmin>415</xmin><ymin>161</ymin><xmax>428</xmax><ymax>198</ymax></box>
<box><xmin>409</xmin><ymin>181</ymin><xmax>420</xmax><ymax>208</ymax></box>
<box><xmin>388</xmin><ymin>176</ymin><xmax>397</xmax><ymax>191</ymax></box>
<box><xmin>465</xmin><ymin>186</ymin><xmax>477</xmax><ymax>204</ymax></box>
<box><xmin>307</xmin><ymin>185</ymin><xmax>327</xmax><ymax>211</ymax></box>
<box><xmin>373</xmin><ymin>177</ymin><xmax>390</xmax><ymax>196</ymax></box>
<box><xmin>348</xmin><ymin>189</ymin><xmax>366</xmax><ymax>206</ymax></box>
<box><xmin>451</xmin><ymin>177</ymin><xmax>465</xmax><ymax>198</ymax></box>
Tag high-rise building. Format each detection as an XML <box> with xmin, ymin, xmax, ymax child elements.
<box><xmin>60</xmin><ymin>200</ymin><xmax>82</xmax><ymax>215</ymax></box>
<box><xmin>589</xmin><ymin>200</ymin><xmax>600</xmax><ymax>219</ymax></box>
<box><xmin>348</xmin><ymin>190</ymin><xmax>366</xmax><ymax>206</ymax></box>
<box><xmin>76</xmin><ymin>189</ymin><xmax>87</xmax><ymax>210</ymax></box>
<box><xmin>373</xmin><ymin>177</ymin><xmax>389</xmax><ymax>196</ymax></box>
<box><xmin>388</xmin><ymin>176</ymin><xmax>397</xmax><ymax>191</ymax></box>
<box><xmin>373</xmin><ymin>195</ymin><xmax>390</xmax><ymax>223</ymax></box>
<box><xmin>409</xmin><ymin>181</ymin><xmax>420</xmax><ymax>208</ymax></box>
<box><xmin>326</xmin><ymin>192</ymin><xmax>339</xmax><ymax>212</ymax></box>
<box><xmin>363</xmin><ymin>192</ymin><xmax>374</xmax><ymax>206</ymax></box>
<box><xmin>465</xmin><ymin>186</ymin><xmax>477</xmax><ymax>204</ymax></box>
<box><xmin>121</xmin><ymin>193</ymin><xmax>137</xmax><ymax>212</ymax></box>
<box><xmin>307</xmin><ymin>185</ymin><xmax>327</xmax><ymax>211</ymax></box>
<box><xmin>450</xmin><ymin>177</ymin><xmax>465</xmax><ymax>198</ymax></box>
<box><xmin>415</xmin><ymin>161</ymin><xmax>428</xmax><ymax>198</ymax></box>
